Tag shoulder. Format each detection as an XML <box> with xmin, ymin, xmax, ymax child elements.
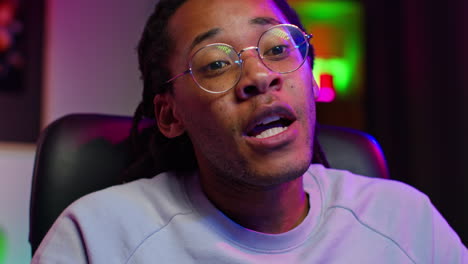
<box><xmin>33</xmin><ymin>171</ymin><xmax>195</xmax><ymax>263</ymax></box>
<box><xmin>306</xmin><ymin>164</ymin><xmax>433</xmax><ymax>228</ymax></box>
<box><xmin>305</xmin><ymin>164</ymin><xmax>467</xmax><ymax>263</ymax></box>
<box><xmin>306</xmin><ymin>164</ymin><xmax>429</xmax><ymax>211</ymax></box>
<box><xmin>68</xmin><ymin>170</ymin><xmax>193</xmax><ymax>228</ymax></box>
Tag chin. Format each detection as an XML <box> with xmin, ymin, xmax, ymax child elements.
<box><xmin>228</xmin><ymin>151</ymin><xmax>313</xmax><ymax>189</ymax></box>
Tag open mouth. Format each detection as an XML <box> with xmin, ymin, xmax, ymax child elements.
<box><xmin>245</xmin><ymin>106</ymin><xmax>296</xmax><ymax>139</ymax></box>
<box><xmin>247</xmin><ymin>116</ymin><xmax>293</xmax><ymax>139</ymax></box>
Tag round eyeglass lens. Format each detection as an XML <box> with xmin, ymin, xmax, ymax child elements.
<box><xmin>258</xmin><ymin>25</ymin><xmax>308</xmax><ymax>73</ymax></box>
<box><xmin>190</xmin><ymin>44</ymin><xmax>242</xmax><ymax>93</ymax></box>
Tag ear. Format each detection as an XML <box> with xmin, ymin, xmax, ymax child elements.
<box><xmin>312</xmin><ymin>76</ymin><xmax>320</xmax><ymax>100</ymax></box>
<box><xmin>153</xmin><ymin>94</ymin><xmax>185</xmax><ymax>138</ymax></box>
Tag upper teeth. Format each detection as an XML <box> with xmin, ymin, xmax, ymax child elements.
<box><xmin>255</xmin><ymin>126</ymin><xmax>288</xmax><ymax>139</ymax></box>
<box><xmin>258</xmin><ymin>115</ymin><xmax>280</xmax><ymax>125</ymax></box>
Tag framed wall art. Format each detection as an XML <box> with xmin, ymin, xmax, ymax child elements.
<box><xmin>0</xmin><ymin>0</ymin><xmax>44</xmax><ymax>142</ymax></box>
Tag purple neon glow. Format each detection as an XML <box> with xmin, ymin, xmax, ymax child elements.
<box><xmin>316</xmin><ymin>74</ymin><xmax>336</xmax><ymax>103</ymax></box>
<box><xmin>316</xmin><ymin>87</ymin><xmax>336</xmax><ymax>103</ymax></box>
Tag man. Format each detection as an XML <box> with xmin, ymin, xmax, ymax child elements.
<box><xmin>32</xmin><ymin>0</ymin><xmax>467</xmax><ymax>263</ymax></box>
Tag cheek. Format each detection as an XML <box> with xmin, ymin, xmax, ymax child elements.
<box><xmin>297</xmin><ymin>69</ymin><xmax>316</xmax><ymax>103</ymax></box>
<box><xmin>178</xmin><ymin>94</ymin><xmax>240</xmax><ymax>138</ymax></box>
<box><xmin>285</xmin><ymin>71</ymin><xmax>316</xmax><ymax>125</ymax></box>
<box><xmin>285</xmin><ymin>76</ymin><xmax>315</xmax><ymax>103</ymax></box>
<box><xmin>209</xmin><ymin>99</ymin><xmax>242</xmax><ymax>134</ymax></box>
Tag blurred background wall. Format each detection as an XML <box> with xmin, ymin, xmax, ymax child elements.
<box><xmin>364</xmin><ymin>0</ymin><xmax>467</xmax><ymax>246</ymax></box>
<box><xmin>0</xmin><ymin>0</ymin><xmax>154</xmax><ymax>263</ymax></box>
<box><xmin>0</xmin><ymin>0</ymin><xmax>466</xmax><ymax>263</ymax></box>
<box><xmin>290</xmin><ymin>0</ymin><xmax>467</xmax><ymax>246</ymax></box>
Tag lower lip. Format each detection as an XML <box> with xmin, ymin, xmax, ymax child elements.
<box><xmin>244</xmin><ymin>121</ymin><xmax>299</xmax><ymax>151</ymax></box>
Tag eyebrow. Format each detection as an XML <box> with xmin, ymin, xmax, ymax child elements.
<box><xmin>249</xmin><ymin>17</ymin><xmax>281</xmax><ymax>26</ymax></box>
<box><xmin>188</xmin><ymin>17</ymin><xmax>281</xmax><ymax>51</ymax></box>
<box><xmin>189</xmin><ymin>28</ymin><xmax>222</xmax><ymax>51</ymax></box>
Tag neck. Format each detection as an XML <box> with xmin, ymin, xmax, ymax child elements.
<box><xmin>198</xmin><ymin>171</ymin><xmax>309</xmax><ymax>234</ymax></box>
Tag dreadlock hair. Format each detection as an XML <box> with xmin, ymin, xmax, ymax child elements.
<box><xmin>122</xmin><ymin>0</ymin><xmax>329</xmax><ymax>183</ymax></box>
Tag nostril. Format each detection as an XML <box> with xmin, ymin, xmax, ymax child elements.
<box><xmin>270</xmin><ymin>78</ymin><xmax>280</xmax><ymax>87</ymax></box>
<box><xmin>241</xmin><ymin>78</ymin><xmax>281</xmax><ymax>97</ymax></box>
<box><xmin>243</xmin><ymin>85</ymin><xmax>258</xmax><ymax>95</ymax></box>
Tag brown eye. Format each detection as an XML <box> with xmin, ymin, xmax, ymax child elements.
<box><xmin>263</xmin><ymin>45</ymin><xmax>290</xmax><ymax>60</ymax></box>
<box><xmin>207</xmin><ymin>61</ymin><xmax>229</xmax><ymax>71</ymax></box>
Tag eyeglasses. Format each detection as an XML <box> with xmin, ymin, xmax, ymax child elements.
<box><xmin>166</xmin><ymin>24</ymin><xmax>313</xmax><ymax>94</ymax></box>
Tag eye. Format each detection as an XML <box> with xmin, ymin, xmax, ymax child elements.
<box><xmin>263</xmin><ymin>45</ymin><xmax>290</xmax><ymax>60</ymax></box>
<box><xmin>207</xmin><ymin>61</ymin><xmax>229</xmax><ymax>71</ymax></box>
<box><xmin>270</xmin><ymin>46</ymin><xmax>286</xmax><ymax>55</ymax></box>
<box><xmin>197</xmin><ymin>60</ymin><xmax>232</xmax><ymax>78</ymax></box>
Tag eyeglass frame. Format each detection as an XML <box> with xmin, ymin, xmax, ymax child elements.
<box><xmin>165</xmin><ymin>23</ymin><xmax>313</xmax><ymax>94</ymax></box>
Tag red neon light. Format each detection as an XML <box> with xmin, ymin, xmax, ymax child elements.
<box><xmin>317</xmin><ymin>74</ymin><xmax>336</xmax><ymax>103</ymax></box>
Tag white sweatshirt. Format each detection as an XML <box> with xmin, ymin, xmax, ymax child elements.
<box><xmin>32</xmin><ymin>164</ymin><xmax>467</xmax><ymax>263</ymax></box>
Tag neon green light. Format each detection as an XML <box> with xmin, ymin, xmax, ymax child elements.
<box><xmin>295</xmin><ymin>2</ymin><xmax>359</xmax><ymax>21</ymax></box>
<box><xmin>292</xmin><ymin>1</ymin><xmax>363</xmax><ymax>98</ymax></box>
<box><xmin>0</xmin><ymin>228</ymin><xmax>6</xmax><ymax>264</ymax></box>
<box><xmin>314</xmin><ymin>58</ymin><xmax>351</xmax><ymax>94</ymax></box>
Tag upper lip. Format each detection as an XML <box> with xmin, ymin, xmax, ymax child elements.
<box><xmin>243</xmin><ymin>102</ymin><xmax>297</xmax><ymax>136</ymax></box>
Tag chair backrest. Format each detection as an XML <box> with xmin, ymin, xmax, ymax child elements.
<box><xmin>29</xmin><ymin>113</ymin><xmax>389</xmax><ymax>253</ymax></box>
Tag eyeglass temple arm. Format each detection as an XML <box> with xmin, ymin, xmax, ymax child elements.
<box><xmin>166</xmin><ymin>69</ymin><xmax>191</xmax><ymax>84</ymax></box>
<box><xmin>294</xmin><ymin>34</ymin><xmax>313</xmax><ymax>48</ymax></box>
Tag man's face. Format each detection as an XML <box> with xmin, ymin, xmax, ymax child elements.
<box><xmin>164</xmin><ymin>0</ymin><xmax>317</xmax><ymax>187</ymax></box>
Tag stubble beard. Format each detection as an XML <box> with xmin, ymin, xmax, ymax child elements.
<box><xmin>192</xmin><ymin>93</ymin><xmax>316</xmax><ymax>191</ymax></box>
<box><xmin>200</xmin><ymin>123</ymin><xmax>314</xmax><ymax>192</ymax></box>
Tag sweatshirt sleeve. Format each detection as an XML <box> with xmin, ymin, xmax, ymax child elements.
<box><xmin>31</xmin><ymin>213</ymin><xmax>89</xmax><ymax>264</ymax></box>
<box><xmin>430</xmin><ymin>204</ymin><xmax>468</xmax><ymax>263</ymax></box>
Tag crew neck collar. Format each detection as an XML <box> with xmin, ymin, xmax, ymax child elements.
<box><xmin>184</xmin><ymin>167</ymin><xmax>323</xmax><ymax>252</ymax></box>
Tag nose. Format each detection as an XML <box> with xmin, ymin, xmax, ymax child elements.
<box><xmin>234</xmin><ymin>49</ymin><xmax>283</xmax><ymax>100</ymax></box>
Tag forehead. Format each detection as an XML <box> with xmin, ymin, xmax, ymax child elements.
<box><xmin>168</xmin><ymin>0</ymin><xmax>288</xmax><ymax>52</ymax></box>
